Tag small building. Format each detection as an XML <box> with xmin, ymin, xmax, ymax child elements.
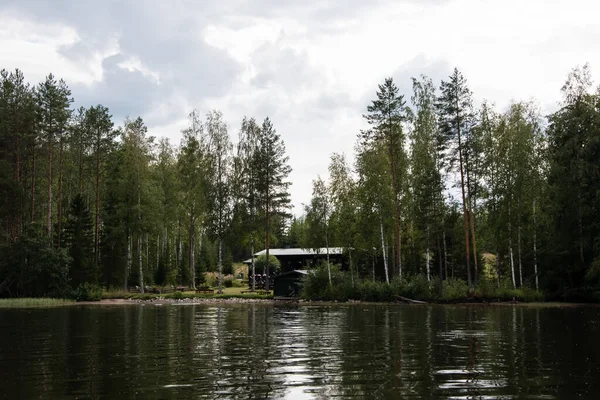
<box><xmin>243</xmin><ymin>247</ymin><xmax>344</xmax><ymax>272</ymax></box>
<box><xmin>273</xmin><ymin>270</ymin><xmax>308</xmax><ymax>298</ymax></box>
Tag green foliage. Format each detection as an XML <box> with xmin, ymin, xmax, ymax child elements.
<box><xmin>255</xmin><ymin>254</ymin><xmax>281</xmax><ymax>275</ymax></box>
<box><xmin>2</xmin><ymin>64</ymin><xmax>600</xmax><ymax>304</ymax></box>
<box><xmin>171</xmin><ymin>291</ymin><xmax>184</xmax><ymax>300</ymax></box>
<box><xmin>441</xmin><ymin>278</ymin><xmax>469</xmax><ymax>301</ymax></box>
<box><xmin>73</xmin><ymin>283</ymin><xmax>102</xmax><ymax>302</ymax></box>
<box><xmin>223</xmin><ymin>276</ymin><xmax>234</xmax><ymax>287</ymax></box>
<box><xmin>65</xmin><ymin>194</ymin><xmax>95</xmax><ymax>286</ymax></box>
<box><xmin>0</xmin><ymin>226</ymin><xmax>71</xmax><ymax>298</ymax></box>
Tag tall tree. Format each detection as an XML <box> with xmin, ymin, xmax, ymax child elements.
<box><xmin>206</xmin><ymin>110</ymin><xmax>233</xmax><ymax>294</ymax></box>
<box><xmin>37</xmin><ymin>74</ymin><xmax>72</xmax><ymax>241</ymax></box>
<box><xmin>255</xmin><ymin>117</ymin><xmax>292</xmax><ymax>291</ymax></box>
<box><xmin>547</xmin><ymin>64</ymin><xmax>600</xmax><ymax>292</ymax></box>
<box><xmin>235</xmin><ymin>116</ymin><xmax>261</xmax><ymax>291</ymax></box>
<box><xmin>362</xmin><ymin>77</ymin><xmax>409</xmax><ymax>278</ymax></box>
<box><xmin>436</xmin><ymin>68</ymin><xmax>477</xmax><ymax>290</ymax></box>
<box><xmin>85</xmin><ymin>105</ymin><xmax>115</xmax><ymax>267</ymax></box>
<box><xmin>410</xmin><ymin>75</ymin><xmax>444</xmax><ymax>283</ymax></box>
<box><xmin>179</xmin><ymin>110</ymin><xmax>209</xmax><ymax>289</ymax></box>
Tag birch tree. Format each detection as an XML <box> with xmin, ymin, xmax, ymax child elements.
<box><xmin>206</xmin><ymin>110</ymin><xmax>233</xmax><ymax>294</ymax></box>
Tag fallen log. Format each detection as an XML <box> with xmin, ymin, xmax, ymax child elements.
<box><xmin>395</xmin><ymin>295</ymin><xmax>428</xmax><ymax>304</ymax></box>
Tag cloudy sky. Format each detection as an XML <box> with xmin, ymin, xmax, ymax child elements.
<box><xmin>1</xmin><ymin>0</ymin><xmax>599</xmax><ymax>213</ymax></box>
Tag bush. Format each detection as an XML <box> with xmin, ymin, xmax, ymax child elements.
<box><xmin>73</xmin><ymin>283</ymin><xmax>102</xmax><ymax>302</ymax></box>
<box><xmin>223</xmin><ymin>276</ymin><xmax>233</xmax><ymax>288</ymax></box>
<box><xmin>442</xmin><ymin>278</ymin><xmax>469</xmax><ymax>302</ymax></box>
<box><xmin>205</xmin><ymin>274</ymin><xmax>218</xmax><ymax>288</ymax></box>
<box><xmin>171</xmin><ymin>291</ymin><xmax>183</xmax><ymax>300</ymax></box>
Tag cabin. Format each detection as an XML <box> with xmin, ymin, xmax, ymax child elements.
<box><xmin>273</xmin><ymin>270</ymin><xmax>309</xmax><ymax>298</ymax></box>
<box><xmin>243</xmin><ymin>247</ymin><xmax>344</xmax><ymax>273</ymax></box>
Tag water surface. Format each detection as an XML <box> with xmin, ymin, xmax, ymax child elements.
<box><xmin>1</xmin><ymin>303</ymin><xmax>599</xmax><ymax>399</ymax></box>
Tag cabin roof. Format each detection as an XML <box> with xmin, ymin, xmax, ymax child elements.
<box><xmin>274</xmin><ymin>269</ymin><xmax>310</xmax><ymax>279</ymax></box>
<box><xmin>242</xmin><ymin>247</ymin><xmax>343</xmax><ymax>263</ymax></box>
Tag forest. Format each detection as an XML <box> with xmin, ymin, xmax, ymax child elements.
<box><xmin>1</xmin><ymin>64</ymin><xmax>599</xmax><ymax>301</ymax></box>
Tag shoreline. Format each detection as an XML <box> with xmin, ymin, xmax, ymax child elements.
<box><xmin>72</xmin><ymin>298</ymin><xmax>600</xmax><ymax>308</ymax></box>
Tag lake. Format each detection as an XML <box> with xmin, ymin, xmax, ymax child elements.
<box><xmin>1</xmin><ymin>302</ymin><xmax>599</xmax><ymax>399</ymax></box>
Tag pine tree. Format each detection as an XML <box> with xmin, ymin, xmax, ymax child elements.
<box><xmin>255</xmin><ymin>117</ymin><xmax>292</xmax><ymax>291</ymax></box>
<box><xmin>37</xmin><ymin>74</ymin><xmax>72</xmax><ymax>242</ymax></box>
<box><xmin>85</xmin><ymin>105</ymin><xmax>115</xmax><ymax>267</ymax></box>
<box><xmin>362</xmin><ymin>77</ymin><xmax>409</xmax><ymax>279</ymax></box>
<box><xmin>436</xmin><ymin>68</ymin><xmax>476</xmax><ymax>290</ymax></box>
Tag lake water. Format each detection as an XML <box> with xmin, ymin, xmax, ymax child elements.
<box><xmin>1</xmin><ymin>303</ymin><xmax>599</xmax><ymax>399</ymax></box>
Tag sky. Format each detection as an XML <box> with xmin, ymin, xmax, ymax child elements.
<box><xmin>2</xmin><ymin>0</ymin><xmax>599</xmax><ymax>215</ymax></box>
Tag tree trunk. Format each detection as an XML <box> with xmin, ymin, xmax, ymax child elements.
<box><xmin>265</xmin><ymin>197</ymin><xmax>271</xmax><ymax>292</ymax></box>
<box><xmin>251</xmin><ymin>236</ymin><xmax>256</xmax><ymax>292</ymax></box>
<box><xmin>456</xmin><ymin>129</ymin><xmax>472</xmax><ymax>291</ymax></box>
<box><xmin>325</xmin><ymin>225</ymin><xmax>331</xmax><ymax>286</ymax></box>
<box><xmin>372</xmin><ymin>250</ymin><xmax>375</xmax><ymax>282</ymax></box>
<box><xmin>438</xmin><ymin>234</ymin><xmax>443</xmax><ymax>297</ymax></box>
<box><xmin>443</xmin><ymin>231</ymin><xmax>448</xmax><ymax>280</ymax></box>
<box><xmin>517</xmin><ymin>221</ymin><xmax>523</xmax><ymax>288</ymax></box>
<box><xmin>578</xmin><ymin>193</ymin><xmax>584</xmax><ymax>263</ymax></box>
<box><xmin>349</xmin><ymin>247</ymin><xmax>354</xmax><ymax>286</ymax></box>
<box><xmin>94</xmin><ymin>144</ymin><xmax>100</xmax><ymax>267</ymax></box>
<box><xmin>508</xmin><ymin>207</ymin><xmax>516</xmax><ymax>289</ymax></box>
<box><xmin>189</xmin><ymin>213</ymin><xmax>195</xmax><ymax>290</ymax></box>
<box><xmin>125</xmin><ymin>233</ymin><xmax>131</xmax><ymax>291</ymax></box>
<box><xmin>47</xmin><ymin>137</ymin><xmax>53</xmax><ymax>239</ymax></box>
<box><xmin>389</xmin><ymin>137</ymin><xmax>402</xmax><ymax>280</ymax></box>
<box><xmin>138</xmin><ymin>234</ymin><xmax>144</xmax><ymax>293</ymax></box>
<box><xmin>380</xmin><ymin>211</ymin><xmax>389</xmax><ymax>284</ymax></box>
<box><xmin>30</xmin><ymin>145</ymin><xmax>36</xmax><ymax>222</ymax></box>
<box><xmin>57</xmin><ymin>137</ymin><xmax>64</xmax><ymax>248</ymax></box>
<box><xmin>78</xmin><ymin>132</ymin><xmax>84</xmax><ymax>193</ymax></box>
<box><xmin>426</xmin><ymin>225</ymin><xmax>431</xmax><ymax>282</ymax></box>
<box><xmin>533</xmin><ymin>199</ymin><xmax>539</xmax><ymax>291</ymax></box>
<box><xmin>469</xmin><ymin>207</ymin><xmax>478</xmax><ymax>286</ymax></box>
<box><xmin>218</xmin><ymin>239</ymin><xmax>223</xmax><ymax>294</ymax></box>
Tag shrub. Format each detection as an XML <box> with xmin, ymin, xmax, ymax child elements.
<box><xmin>223</xmin><ymin>276</ymin><xmax>234</xmax><ymax>288</ymax></box>
<box><xmin>442</xmin><ymin>278</ymin><xmax>468</xmax><ymax>302</ymax></box>
<box><xmin>205</xmin><ymin>274</ymin><xmax>218</xmax><ymax>288</ymax></box>
<box><xmin>73</xmin><ymin>283</ymin><xmax>102</xmax><ymax>302</ymax></box>
<box><xmin>402</xmin><ymin>274</ymin><xmax>434</xmax><ymax>301</ymax></box>
<box><xmin>171</xmin><ymin>291</ymin><xmax>183</xmax><ymax>300</ymax></box>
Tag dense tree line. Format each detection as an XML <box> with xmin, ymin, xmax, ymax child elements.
<box><xmin>0</xmin><ymin>68</ymin><xmax>291</xmax><ymax>297</ymax></box>
<box><xmin>2</xmin><ymin>64</ymin><xmax>599</xmax><ymax>301</ymax></box>
<box><xmin>298</xmin><ymin>65</ymin><xmax>600</xmax><ymax>301</ymax></box>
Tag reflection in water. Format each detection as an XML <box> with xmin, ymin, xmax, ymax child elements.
<box><xmin>1</xmin><ymin>304</ymin><xmax>600</xmax><ymax>399</ymax></box>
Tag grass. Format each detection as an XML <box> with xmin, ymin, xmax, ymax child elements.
<box><xmin>101</xmin><ymin>286</ymin><xmax>272</xmax><ymax>301</ymax></box>
<box><xmin>0</xmin><ymin>298</ymin><xmax>74</xmax><ymax>308</ymax></box>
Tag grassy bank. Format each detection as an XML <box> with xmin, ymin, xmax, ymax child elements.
<box><xmin>0</xmin><ymin>298</ymin><xmax>75</xmax><ymax>308</ymax></box>
<box><xmin>302</xmin><ymin>266</ymin><xmax>545</xmax><ymax>303</ymax></box>
<box><xmin>102</xmin><ymin>286</ymin><xmax>272</xmax><ymax>301</ymax></box>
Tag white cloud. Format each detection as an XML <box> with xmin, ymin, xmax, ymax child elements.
<box><xmin>0</xmin><ymin>12</ymin><xmax>119</xmax><ymax>85</ymax></box>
